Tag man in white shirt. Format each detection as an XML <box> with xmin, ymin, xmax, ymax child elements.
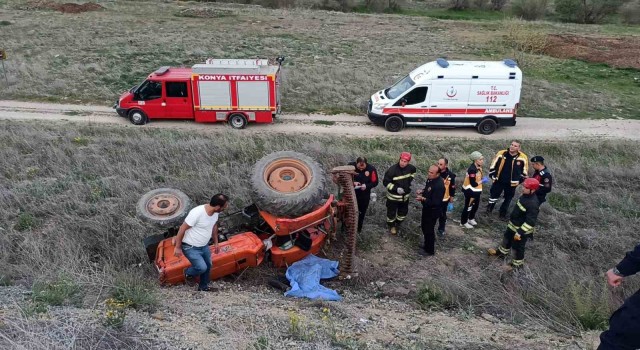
<box><xmin>174</xmin><ymin>193</ymin><xmax>229</xmax><ymax>291</ymax></box>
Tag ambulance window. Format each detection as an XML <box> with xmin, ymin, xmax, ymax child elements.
<box><xmin>167</xmin><ymin>82</ymin><xmax>188</xmax><ymax>98</ymax></box>
<box><xmin>393</xmin><ymin>87</ymin><xmax>428</xmax><ymax>106</ymax></box>
<box><xmin>386</xmin><ymin>75</ymin><xmax>415</xmax><ymax>99</ymax></box>
<box><xmin>136</xmin><ymin>80</ymin><xmax>162</xmax><ymax>100</ymax></box>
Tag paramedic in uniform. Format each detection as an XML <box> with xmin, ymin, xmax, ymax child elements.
<box><xmin>487</xmin><ymin>140</ymin><xmax>529</xmax><ymax>220</ymax></box>
<box><xmin>383</xmin><ymin>152</ymin><xmax>417</xmax><ymax>235</ymax></box>
<box><xmin>416</xmin><ymin>164</ymin><xmax>445</xmax><ymax>256</ymax></box>
<box><xmin>349</xmin><ymin>157</ymin><xmax>379</xmax><ymax>233</ymax></box>
<box><xmin>598</xmin><ymin>243</ymin><xmax>640</xmax><ymax>350</ymax></box>
<box><xmin>530</xmin><ymin>156</ymin><xmax>553</xmax><ymax>205</ymax></box>
<box><xmin>460</xmin><ymin>151</ymin><xmax>487</xmax><ymax>229</ymax></box>
<box><xmin>174</xmin><ymin>193</ymin><xmax>229</xmax><ymax>292</ymax></box>
<box><xmin>436</xmin><ymin>158</ymin><xmax>456</xmax><ymax>237</ymax></box>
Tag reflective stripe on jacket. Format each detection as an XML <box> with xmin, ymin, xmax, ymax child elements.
<box><xmin>489</xmin><ymin>150</ymin><xmax>528</xmax><ymax>187</ymax></box>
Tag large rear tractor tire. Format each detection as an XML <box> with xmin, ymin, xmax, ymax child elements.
<box><xmin>137</xmin><ymin>188</ymin><xmax>192</xmax><ymax>227</ymax></box>
<box><xmin>251</xmin><ymin>151</ymin><xmax>327</xmax><ymax>218</ymax></box>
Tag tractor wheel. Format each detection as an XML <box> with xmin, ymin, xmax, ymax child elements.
<box><xmin>136</xmin><ymin>188</ymin><xmax>192</xmax><ymax>227</ymax></box>
<box><xmin>251</xmin><ymin>151</ymin><xmax>327</xmax><ymax>218</ymax></box>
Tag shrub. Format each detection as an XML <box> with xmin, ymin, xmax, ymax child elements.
<box><xmin>14</xmin><ymin>212</ymin><xmax>38</xmax><ymax>231</ymax></box>
<box><xmin>362</xmin><ymin>0</ymin><xmax>403</xmax><ymax>13</ymax></box>
<box><xmin>472</xmin><ymin>0</ymin><xmax>489</xmax><ymax>9</ymax></box>
<box><xmin>111</xmin><ymin>273</ymin><xmax>158</xmax><ymax>311</ymax></box>
<box><xmin>502</xmin><ymin>18</ymin><xmax>549</xmax><ymax>62</ymax></box>
<box><xmin>568</xmin><ymin>281</ymin><xmax>610</xmax><ymax>331</ymax></box>
<box><xmin>490</xmin><ymin>0</ymin><xmax>508</xmax><ymax>11</ymax></box>
<box><xmin>449</xmin><ymin>0</ymin><xmax>470</xmax><ymax>10</ymax></box>
<box><xmin>554</xmin><ymin>0</ymin><xmax>626</xmax><ymax>24</ymax></box>
<box><xmin>511</xmin><ymin>0</ymin><xmax>549</xmax><ymax>20</ymax></box>
<box><xmin>417</xmin><ymin>283</ymin><xmax>456</xmax><ymax>309</ymax></box>
<box><xmin>620</xmin><ymin>0</ymin><xmax>640</xmax><ymax>25</ymax></box>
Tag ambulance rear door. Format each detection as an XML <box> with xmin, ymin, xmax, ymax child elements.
<box><xmin>426</xmin><ymin>79</ymin><xmax>472</xmax><ymax>125</ymax></box>
<box><xmin>468</xmin><ymin>79</ymin><xmax>517</xmax><ymax>118</ymax></box>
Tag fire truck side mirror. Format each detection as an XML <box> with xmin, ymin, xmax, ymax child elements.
<box><xmin>276</xmin><ymin>56</ymin><xmax>285</xmax><ymax>65</ymax></box>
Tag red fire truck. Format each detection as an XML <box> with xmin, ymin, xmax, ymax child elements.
<box><xmin>114</xmin><ymin>57</ymin><xmax>284</xmax><ymax>129</ymax></box>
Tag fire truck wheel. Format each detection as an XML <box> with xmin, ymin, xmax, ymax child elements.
<box><xmin>136</xmin><ymin>188</ymin><xmax>192</xmax><ymax>227</ymax></box>
<box><xmin>251</xmin><ymin>151</ymin><xmax>327</xmax><ymax>218</ymax></box>
<box><xmin>228</xmin><ymin>113</ymin><xmax>248</xmax><ymax>129</ymax></box>
<box><xmin>384</xmin><ymin>116</ymin><xmax>404</xmax><ymax>132</ymax></box>
<box><xmin>477</xmin><ymin>118</ymin><xmax>498</xmax><ymax>135</ymax></box>
<box><xmin>129</xmin><ymin>110</ymin><xmax>147</xmax><ymax>125</ymax></box>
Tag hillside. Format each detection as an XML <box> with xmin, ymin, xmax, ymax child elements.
<box><xmin>1</xmin><ymin>119</ymin><xmax>639</xmax><ymax>348</ymax></box>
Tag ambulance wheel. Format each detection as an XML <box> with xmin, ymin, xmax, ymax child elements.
<box><xmin>136</xmin><ymin>188</ymin><xmax>192</xmax><ymax>227</ymax></box>
<box><xmin>384</xmin><ymin>116</ymin><xmax>404</xmax><ymax>132</ymax></box>
<box><xmin>251</xmin><ymin>151</ymin><xmax>327</xmax><ymax>218</ymax></box>
<box><xmin>228</xmin><ymin>113</ymin><xmax>248</xmax><ymax>129</ymax></box>
<box><xmin>477</xmin><ymin>118</ymin><xmax>497</xmax><ymax>135</ymax></box>
<box><xmin>129</xmin><ymin>109</ymin><xmax>147</xmax><ymax>125</ymax></box>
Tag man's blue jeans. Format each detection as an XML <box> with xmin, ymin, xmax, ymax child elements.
<box><xmin>182</xmin><ymin>244</ymin><xmax>211</xmax><ymax>290</ymax></box>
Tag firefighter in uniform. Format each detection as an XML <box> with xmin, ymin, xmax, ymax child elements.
<box><xmin>416</xmin><ymin>164</ymin><xmax>445</xmax><ymax>256</ymax></box>
<box><xmin>460</xmin><ymin>151</ymin><xmax>487</xmax><ymax>229</ymax></box>
<box><xmin>530</xmin><ymin>156</ymin><xmax>553</xmax><ymax>205</ymax></box>
<box><xmin>436</xmin><ymin>158</ymin><xmax>456</xmax><ymax>237</ymax></box>
<box><xmin>487</xmin><ymin>178</ymin><xmax>541</xmax><ymax>268</ymax></box>
<box><xmin>383</xmin><ymin>152</ymin><xmax>416</xmax><ymax>235</ymax></box>
<box><xmin>598</xmin><ymin>243</ymin><xmax>640</xmax><ymax>350</ymax></box>
<box><xmin>349</xmin><ymin>157</ymin><xmax>379</xmax><ymax>233</ymax></box>
<box><xmin>487</xmin><ymin>140</ymin><xmax>529</xmax><ymax>220</ymax></box>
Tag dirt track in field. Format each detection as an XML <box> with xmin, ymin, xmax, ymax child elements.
<box><xmin>2</xmin><ymin>100</ymin><xmax>640</xmax><ymax>141</ymax></box>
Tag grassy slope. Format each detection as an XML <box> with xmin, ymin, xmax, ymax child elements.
<box><xmin>1</xmin><ymin>120</ymin><xmax>639</xmax><ymax>341</ymax></box>
<box><xmin>0</xmin><ymin>1</ymin><xmax>638</xmax><ymax>118</ymax></box>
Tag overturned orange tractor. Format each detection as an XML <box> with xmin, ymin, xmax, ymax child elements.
<box><xmin>140</xmin><ymin>151</ymin><xmax>359</xmax><ymax>285</ymax></box>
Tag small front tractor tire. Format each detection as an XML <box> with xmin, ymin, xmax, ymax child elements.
<box><xmin>137</xmin><ymin>188</ymin><xmax>192</xmax><ymax>227</ymax></box>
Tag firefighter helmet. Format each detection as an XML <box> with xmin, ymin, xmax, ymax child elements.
<box><xmin>523</xmin><ymin>178</ymin><xmax>540</xmax><ymax>191</ymax></box>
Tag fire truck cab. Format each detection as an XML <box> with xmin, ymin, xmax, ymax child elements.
<box><xmin>367</xmin><ymin>58</ymin><xmax>522</xmax><ymax>135</ymax></box>
<box><xmin>115</xmin><ymin>58</ymin><xmax>284</xmax><ymax>129</ymax></box>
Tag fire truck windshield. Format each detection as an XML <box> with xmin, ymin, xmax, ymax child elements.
<box><xmin>385</xmin><ymin>75</ymin><xmax>415</xmax><ymax>100</ymax></box>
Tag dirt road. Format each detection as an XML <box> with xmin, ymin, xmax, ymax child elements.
<box><xmin>2</xmin><ymin>100</ymin><xmax>640</xmax><ymax>140</ymax></box>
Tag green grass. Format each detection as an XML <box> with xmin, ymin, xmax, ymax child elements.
<box><xmin>14</xmin><ymin>211</ymin><xmax>38</xmax><ymax>231</ymax></box>
<box><xmin>111</xmin><ymin>272</ymin><xmax>158</xmax><ymax>311</ymax></box>
<box><xmin>32</xmin><ymin>277</ymin><xmax>83</xmax><ymax>307</ymax></box>
<box><xmin>525</xmin><ymin>58</ymin><xmax>640</xmax><ymax>118</ymax></box>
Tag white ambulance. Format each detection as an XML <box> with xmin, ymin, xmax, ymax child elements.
<box><xmin>367</xmin><ymin>59</ymin><xmax>522</xmax><ymax>134</ymax></box>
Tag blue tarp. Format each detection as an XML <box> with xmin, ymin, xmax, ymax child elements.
<box><xmin>284</xmin><ymin>254</ymin><xmax>342</xmax><ymax>301</ymax></box>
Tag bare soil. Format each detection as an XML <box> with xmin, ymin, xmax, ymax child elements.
<box><xmin>22</xmin><ymin>1</ymin><xmax>103</xmax><ymax>13</ymax></box>
<box><xmin>545</xmin><ymin>34</ymin><xmax>640</xmax><ymax>69</ymax></box>
<box><xmin>2</xmin><ymin>100</ymin><xmax>640</xmax><ymax>141</ymax></box>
